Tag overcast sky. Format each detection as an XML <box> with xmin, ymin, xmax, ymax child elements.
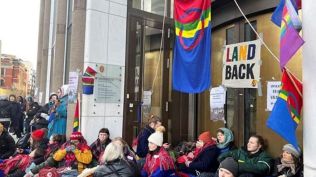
<box><xmin>0</xmin><ymin>0</ymin><xmax>40</xmax><ymax>69</ymax></box>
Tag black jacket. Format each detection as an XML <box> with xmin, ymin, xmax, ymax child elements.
<box><xmin>272</xmin><ymin>157</ymin><xmax>303</xmax><ymax>177</ymax></box>
<box><xmin>94</xmin><ymin>159</ymin><xmax>136</xmax><ymax>177</ymax></box>
<box><xmin>0</xmin><ymin>129</ymin><xmax>16</xmax><ymax>159</ymax></box>
<box><xmin>26</xmin><ymin>102</ymin><xmax>41</xmax><ymax>119</ymax></box>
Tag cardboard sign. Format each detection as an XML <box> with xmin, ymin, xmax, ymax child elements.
<box><xmin>222</xmin><ymin>40</ymin><xmax>261</xmax><ymax>88</ymax></box>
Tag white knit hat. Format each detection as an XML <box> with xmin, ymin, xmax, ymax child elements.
<box><xmin>148</xmin><ymin>126</ymin><xmax>165</xmax><ymax>146</ymax></box>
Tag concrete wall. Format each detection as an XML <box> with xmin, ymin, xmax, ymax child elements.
<box><xmin>82</xmin><ymin>0</ymin><xmax>127</xmax><ymax>144</ymax></box>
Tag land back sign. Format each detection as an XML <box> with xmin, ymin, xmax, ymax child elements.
<box><xmin>222</xmin><ymin>39</ymin><xmax>261</xmax><ymax>88</ymax></box>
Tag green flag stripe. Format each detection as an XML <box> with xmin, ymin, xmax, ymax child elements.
<box><xmin>175</xmin><ymin>9</ymin><xmax>211</xmax><ymax>31</ymax></box>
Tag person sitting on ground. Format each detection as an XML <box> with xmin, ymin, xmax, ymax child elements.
<box><xmin>178</xmin><ymin>131</ymin><xmax>220</xmax><ymax>176</ymax></box>
<box><xmin>90</xmin><ymin>128</ymin><xmax>112</xmax><ymax>163</ymax></box>
<box><xmin>271</xmin><ymin>144</ymin><xmax>303</xmax><ymax>177</ymax></box>
<box><xmin>25</xmin><ymin>134</ymin><xmax>66</xmax><ymax>176</ymax></box>
<box><xmin>141</xmin><ymin>126</ymin><xmax>176</xmax><ymax>177</ymax></box>
<box><xmin>216</xmin><ymin>128</ymin><xmax>235</xmax><ymax>156</ymax></box>
<box><xmin>112</xmin><ymin>137</ymin><xmax>140</xmax><ymax>176</ymax></box>
<box><xmin>215</xmin><ymin>157</ymin><xmax>239</xmax><ymax>177</ymax></box>
<box><xmin>0</xmin><ymin>129</ymin><xmax>48</xmax><ymax>177</ymax></box>
<box><xmin>91</xmin><ymin>142</ymin><xmax>135</xmax><ymax>177</ymax></box>
<box><xmin>136</xmin><ymin>114</ymin><xmax>162</xmax><ymax>158</ymax></box>
<box><xmin>0</xmin><ymin>123</ymin><xmax>16</xmax><ymax>160</ymax></box>
<box><xmin>218</xmin><ymin>135</ymin><xmax>273</xmax><ymax>177</ymax></box>
<box><xmin>53</xmin><ymin>132</ymin><xmax>92</xmax><ymax>174</ymax></box>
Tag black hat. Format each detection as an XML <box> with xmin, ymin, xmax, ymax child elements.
<box><xmin>219</xmin><ymin>157</ymin><xmax>238</xmax><ymax>177</ymax></box>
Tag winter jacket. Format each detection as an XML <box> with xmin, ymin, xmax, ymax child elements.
<box><xmin>26</xmin><ymin>102</ymin><xmax>41</xmax><ymax>119</ymax></box>
<box><xmin>94</xmin><ymin>159</ymin><xmax>135</xmax><ymax>177</ymax></box>
<box><xmin>0</xmin><ymin>129</ymin><xmax>16</xmax><ymax>159</ymax></box>
<box><xmin>218</xmin><ymin>147</ymin><xmax>273</xmax><ymax>177</ymax></box>
<box><xmin>271</xmin><ymin>157</ymin><xmax>303</xmax><ymax>177</ymax></box>
<box><xmin>53</xmin><ymin>146</ymin><xmax>93</xmax><ymax>174</ymax></box>
<box><xmin>136</xmin><ymin>126</ymin><xmax>155</xmax><ymax>158</ymax></box>
<box><xmin>90</xmin><ymin>138</ymin><xmax>111</xmax><ymax>161</ymax></box>
<box><xmin>180</xmin><ymin>144</ymin><xmax>220</xmax><ymax>175</ymax></box>
<box><xmin>30</xmin><ymin>143</ymin><xmax>62</xmax><ymax>174</ymax></box>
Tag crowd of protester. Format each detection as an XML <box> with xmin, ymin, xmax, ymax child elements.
<box><xmin>0</xmin><ymin>95</ymin><xmax>304</xmax><ymax>177</ymax></box>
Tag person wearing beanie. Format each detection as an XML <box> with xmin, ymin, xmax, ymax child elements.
<box><xmin>2</xmin><ymin>128</ymin><xmax>48</xmax><ymax>177</ymax></box>
<box><xmin>218</xmin><ymin>135</ymin><xmax>273</xmax><ymax>177</ymax></box>
<box><xmin>90</xmin><ymin>128</ymin><xmax>112</xmax><ymax>163</ymax></box>
<box><xmin>24</xmin><ymin>135</ymin><xmax>65</xmax><ymax>177</ymax></box>
<box><xmin>215</xmin><ymin>157</ymin><xmax>238</xmax><ymax>177</ymax></box>
<box><xmin>178</xmin><ymin>131</ymin><xmax>220</xmax><ymax>176</ymax></box>
<box><xmin>31</xmin><ymin>128</ymin><xmax>46</xmax><ymax>141</ymax></box>
<box><xmin>51</xmin><ymin>131</ymin><xmax>92</xmax><ymax>175</ymax></box>
<box><xmin>136</xmin><ymin>114</ymin><xmax>162</xmax><ymax>159</ymax></box>
<box><xmin>0</xmin><ymin>123</ymin><xmax>16</xmax><ymax>160</ymax></box>
<box><xmin>216</xmin><ymin>128</ymin><xmax>235</xmax><ymax>155</ymax></box>
<box><xmin>141</xmin><ymin>126</ymin><xmax>177</xmax><ymax>177</ymax></box>
<box><xmin>271</xmin><ymin>144</ymin><xmax>303</xmax><ymax>177</ymax></box>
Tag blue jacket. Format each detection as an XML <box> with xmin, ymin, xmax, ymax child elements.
<box><xmin>136</xmin><ymin>126</ymin><xmax>155</xmax><ymax>158</ymax></box>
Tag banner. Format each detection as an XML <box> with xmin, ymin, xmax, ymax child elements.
<box><xmin>210</xmin><ymin>86</ymin><xmax>226</xmax><ymax>122</ymax></box>
<box><xmin>267</xmin><ymin>81</ymin><xmax>281</xmax><ymax>111</ymax></box>
<box><xmin>173</xmin><ymin>0</ymin><xmax>211</xmax><ymax>93</ymax></box>
<box><xmin>68</xmin><ymin>72</ymin><xmax>79</xmax><ymax>103</ymax></box>
<box><xmin>222</xmin><ymin>39</ymin><xmax>261</xmax><ymax>88</ymax></box>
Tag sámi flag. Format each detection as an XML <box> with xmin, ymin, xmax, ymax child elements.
<box><xmin>266</xmin><ymin>70</ymin><xmax>302</xmax><ymax>149</ymax></box>
<box><xmin>173</xmin><ymin>0</ymin><xmax>211</xmax><ymax>93</ymax></box>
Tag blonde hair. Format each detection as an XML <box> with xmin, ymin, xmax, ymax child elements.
<box><xmin>148</xmin><ymin>114</ymin><xmax>161</xmax><ymax>124</ymax></box>
<box><xmin>102</xmin><ymin>142</ymin><xmax>124</xmax><ymax>163</ymax></box>
<box><xmin>0</xmin><ymin>123</ymin><xmax>4</xmax><ymax>132</ymax></box>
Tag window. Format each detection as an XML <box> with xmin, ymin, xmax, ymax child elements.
<box><xmin>244</xmin><ymin>21</ymin><xmax>257</xmax><ymax>42</ymax></box>
<box><xmin>0</xmin><ymin>68</ymin><xmax>5</xmax><ymax>76</ymax></box>
<box><xmin>0</xmin><ymin>79</ymin><xmax>4</xmax><ymax>86</ymax></box>
<box><xmin>132</xmin><ymin>0</ymin><xmax>169</xmax><ymax>16</ymax></box>
<box><xmin>226</xmin><ymin>26</ymin><xmax>236</xmax><ymax>45</ymax></box>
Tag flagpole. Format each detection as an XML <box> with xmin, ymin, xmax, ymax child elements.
<box><xmin>78</xmin><ymin>93</ymin><xmax>81</xmax><ymax>131</ymax></box>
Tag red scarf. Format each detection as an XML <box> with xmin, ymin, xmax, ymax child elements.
<box><xmin>61</xmin><ymin>140</ymin><xmax>90</xmax><ymax>167</ymax></box>
<box><xmin>0</xmin><ymin>154</ymin><xmax>31</xmax><ymax>175</ymax></box>
<box><xmin>143</xmin><ymin>148</ymin><xmax>175</xmax><ymax>176</ymax></box>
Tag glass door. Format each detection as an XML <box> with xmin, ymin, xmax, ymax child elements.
<box><xmin>123</xmin><ymin>16</ymin><xmax>171</xmax><ymax>144</ymax></box>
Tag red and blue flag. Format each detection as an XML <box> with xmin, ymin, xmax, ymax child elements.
<box><xmin>266</xmin><ymin>70</ymin><xmax>302</xmax><ymax>149</ymax></box>
<box><xmin>173</xmin><ymin>0</ymin><xmax>211</xmax><ymax>93</ymax></box>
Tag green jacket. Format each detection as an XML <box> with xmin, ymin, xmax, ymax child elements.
<box><xmin>218</xmin><ymin>147</ymin><xmax>273</xmax><ymax>176</ymax></box>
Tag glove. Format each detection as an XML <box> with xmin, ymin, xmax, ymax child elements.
<box><xmin>65</xmin><ymin>145</ymin><xmax>76</xmax><ymax>152</ymax></box>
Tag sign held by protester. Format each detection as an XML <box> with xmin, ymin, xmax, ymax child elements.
<box><xmin>222</xmin><ymin>39</ymin><xmax>261</xmax><ymax>88</ymax></box>
<box><xmin>267</xmin><ymin>81</ymin><xmax>281</xmax><ymax>111</ymax></box>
